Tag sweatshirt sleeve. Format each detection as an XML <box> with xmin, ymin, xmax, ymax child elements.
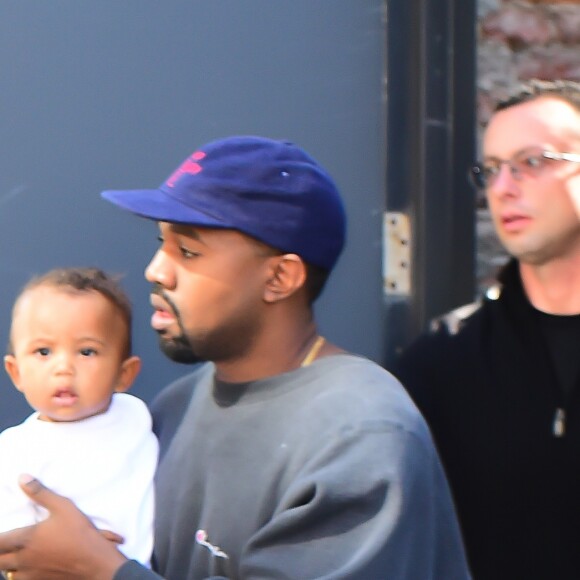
<box><xmin>237</xmin><ymin>423</ymin><xmax>471</xmax><ymax>580</ymax></box>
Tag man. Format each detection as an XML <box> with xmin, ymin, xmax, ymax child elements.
<box><xmin>0</xmin><ymin>136</ymin><xmax>469</xmax><ymax>579</ymax></box>
<box><xmin>393</xmin><ymin>80</ymin><xmax>580</xmax><ymax>579</ymax></box>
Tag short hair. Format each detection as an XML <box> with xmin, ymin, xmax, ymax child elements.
<box><xmin>8</xmin><ymin>267</ymin><xmax>133</xmax><ymax>357</ymax></box>
<box><xmin>304</xmin><ymin>262</ymin><xmax>331</xmax><ymax>304</ymax></box>
<box><xmin>495</xmin><ymin>79</ymin><xmax>580</xmax><ymax>114</ymax></box>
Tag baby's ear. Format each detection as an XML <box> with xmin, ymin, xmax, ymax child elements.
<box><xmin>115</xmin><ymin>356</ymin><xmax>141</xmax><ymax>393</ymax></box>
<box><xmin>4</xmin><ymin>354</ymin><xmax>24</xmax><ymax>392</ymax></box>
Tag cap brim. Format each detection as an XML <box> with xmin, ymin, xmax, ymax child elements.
<box><xmin>101</xmin><ymin>188</ymin><xmax>227</xmax><ymax>227</ymax></box>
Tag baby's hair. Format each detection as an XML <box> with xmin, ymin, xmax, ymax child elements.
<box><xmin>7</xmin><ymin>267</ymin><xmax>133</xmax><ymax>357</ymax></box>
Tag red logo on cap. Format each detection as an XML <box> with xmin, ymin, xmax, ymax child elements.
<box><xmin>166</xmin><ymin>151</ymin><xmax>206</xmax><ymax>187</ymax></box>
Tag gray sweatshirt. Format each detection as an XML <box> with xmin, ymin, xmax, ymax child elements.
<box><xmin>115</xmin><ymin>355</ymin><xmax>470</xmax><ymax>580</ymax></box>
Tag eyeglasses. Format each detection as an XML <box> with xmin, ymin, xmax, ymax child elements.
<box><xmin>469</xmin><ymin>147</ymin><xmax>580</xmax><ymax>190</ymax></box>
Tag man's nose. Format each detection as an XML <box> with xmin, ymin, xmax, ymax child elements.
<box><xmin>145</xmin><ymin>249</ymin><xmax>176</xmax><ymax>289</ymax></box>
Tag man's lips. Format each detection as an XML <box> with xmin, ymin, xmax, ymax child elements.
<box><xmin>500</xmin><ymin>213</ymin><xmax>532</xmax><ymax>232</ymax></box>
<box><xmin>150</xmin><ymin>294</ymin><xmax>177</xmax><ymax>331</ymax></box>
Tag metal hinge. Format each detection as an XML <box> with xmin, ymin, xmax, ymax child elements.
<box><xmin>383</xmin><ymin>212</ymin><xmax>411</xmax><ymax>296</ymax></box>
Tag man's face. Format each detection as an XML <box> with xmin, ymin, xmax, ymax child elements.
<box><xmin>483</xmin><ymin>97</ymin><xmax>580</xmax><ymax>265</ymax></box>
<box><xmin>145</xmin><ymin>223</ymin><xmax>276</xmax><ymax>364</ymax></box>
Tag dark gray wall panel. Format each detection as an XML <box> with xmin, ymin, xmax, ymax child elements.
<box><xmin>0</xmin><ymin>1</ymin><xmax>386</xmax><ymax>430</ymax></box>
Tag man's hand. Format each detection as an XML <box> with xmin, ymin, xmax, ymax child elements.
<box><xmin>0</xmin><ymin>475</ymin><xmax>127</xmax><ymax>580</ymax></box>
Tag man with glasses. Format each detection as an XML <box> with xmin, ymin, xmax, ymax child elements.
<box><xmin>393</xmin><ymin>79</ymin><xmax>580</xmax><ymax>579</ymax></box>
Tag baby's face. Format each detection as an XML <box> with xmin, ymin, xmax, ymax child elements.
<box><xmin>5</xmin><ymin>286</ymin><xmax>130</xmax><ymax>422</ymax></box>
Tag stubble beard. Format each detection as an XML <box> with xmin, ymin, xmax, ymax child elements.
<box><xmin>157</xmin><ymin>332</ymin><xmax>204</xmax><ymax>365</ymax></box>
<box><xmin>151</xmin><ymin>284</ymin><xmax>262</xmax><ymax>366</ymax></box>
<box><xmin>158</xmin><ymin>315</ymin><xmax>261</xmax><ymax>367</ymax></box>
<box><xmin>152</xmin><ymin>284</ymin><xmax>204</xmax><ymax>365</ymax></box>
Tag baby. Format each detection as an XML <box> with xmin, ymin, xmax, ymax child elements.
<box><xmin>0</xmin><ymin>267</ymin><xmax>157</xmax><ymax>565</ymax></box>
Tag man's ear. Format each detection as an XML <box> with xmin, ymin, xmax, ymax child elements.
<box><xmin>115</xmin><ymin>355</ymin><xmax>142</xmax><ymax>393</ymax></box>
<box><xmin>263</xmin><ymin>254</ymin><xmax>307</xmax><ymax>303</ymax></box>
<box><xmin>4</xmin><ymin>354</ymin><xmax>24</xmax><ymax>393</ymax></box>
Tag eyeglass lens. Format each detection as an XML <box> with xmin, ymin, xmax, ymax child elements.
<box><xmin>470</xmin><ymin>148</ymin><xmax>557</xmax><ymax>189</ymax></box>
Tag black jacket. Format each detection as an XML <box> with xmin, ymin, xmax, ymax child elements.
<box><xmin>393</xmin><ymin>259</ymin><xmax>580</xmax><ymax>580</ymax></box>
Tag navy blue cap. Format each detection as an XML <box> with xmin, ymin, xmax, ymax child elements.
<box><xmin>101</xmin><ymin>135</ymin><xmax>346</xmax><ymax>270</ymax></box>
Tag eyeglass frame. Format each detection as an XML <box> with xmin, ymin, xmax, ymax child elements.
<box><xmin>469</xmin><ymin>148</ymin><xmax>580</xmax><ymax>190</ymax></box>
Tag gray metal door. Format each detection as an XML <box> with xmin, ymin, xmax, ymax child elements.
<box><xmin>0</xmin><ymin>1</ymin><xmax>388</xmax><ymax>430</ymax></box>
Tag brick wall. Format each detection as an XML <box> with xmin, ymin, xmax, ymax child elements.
<box><xmin>475</xmin><ymin>0</ymin><xmax>580</xmax><ymax>291</ymax></box>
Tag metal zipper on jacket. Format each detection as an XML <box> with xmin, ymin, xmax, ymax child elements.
<box><xmin>553</xmin><ymin>407</ymin><xmax>566</xmax><ymax>437</ymax></box>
